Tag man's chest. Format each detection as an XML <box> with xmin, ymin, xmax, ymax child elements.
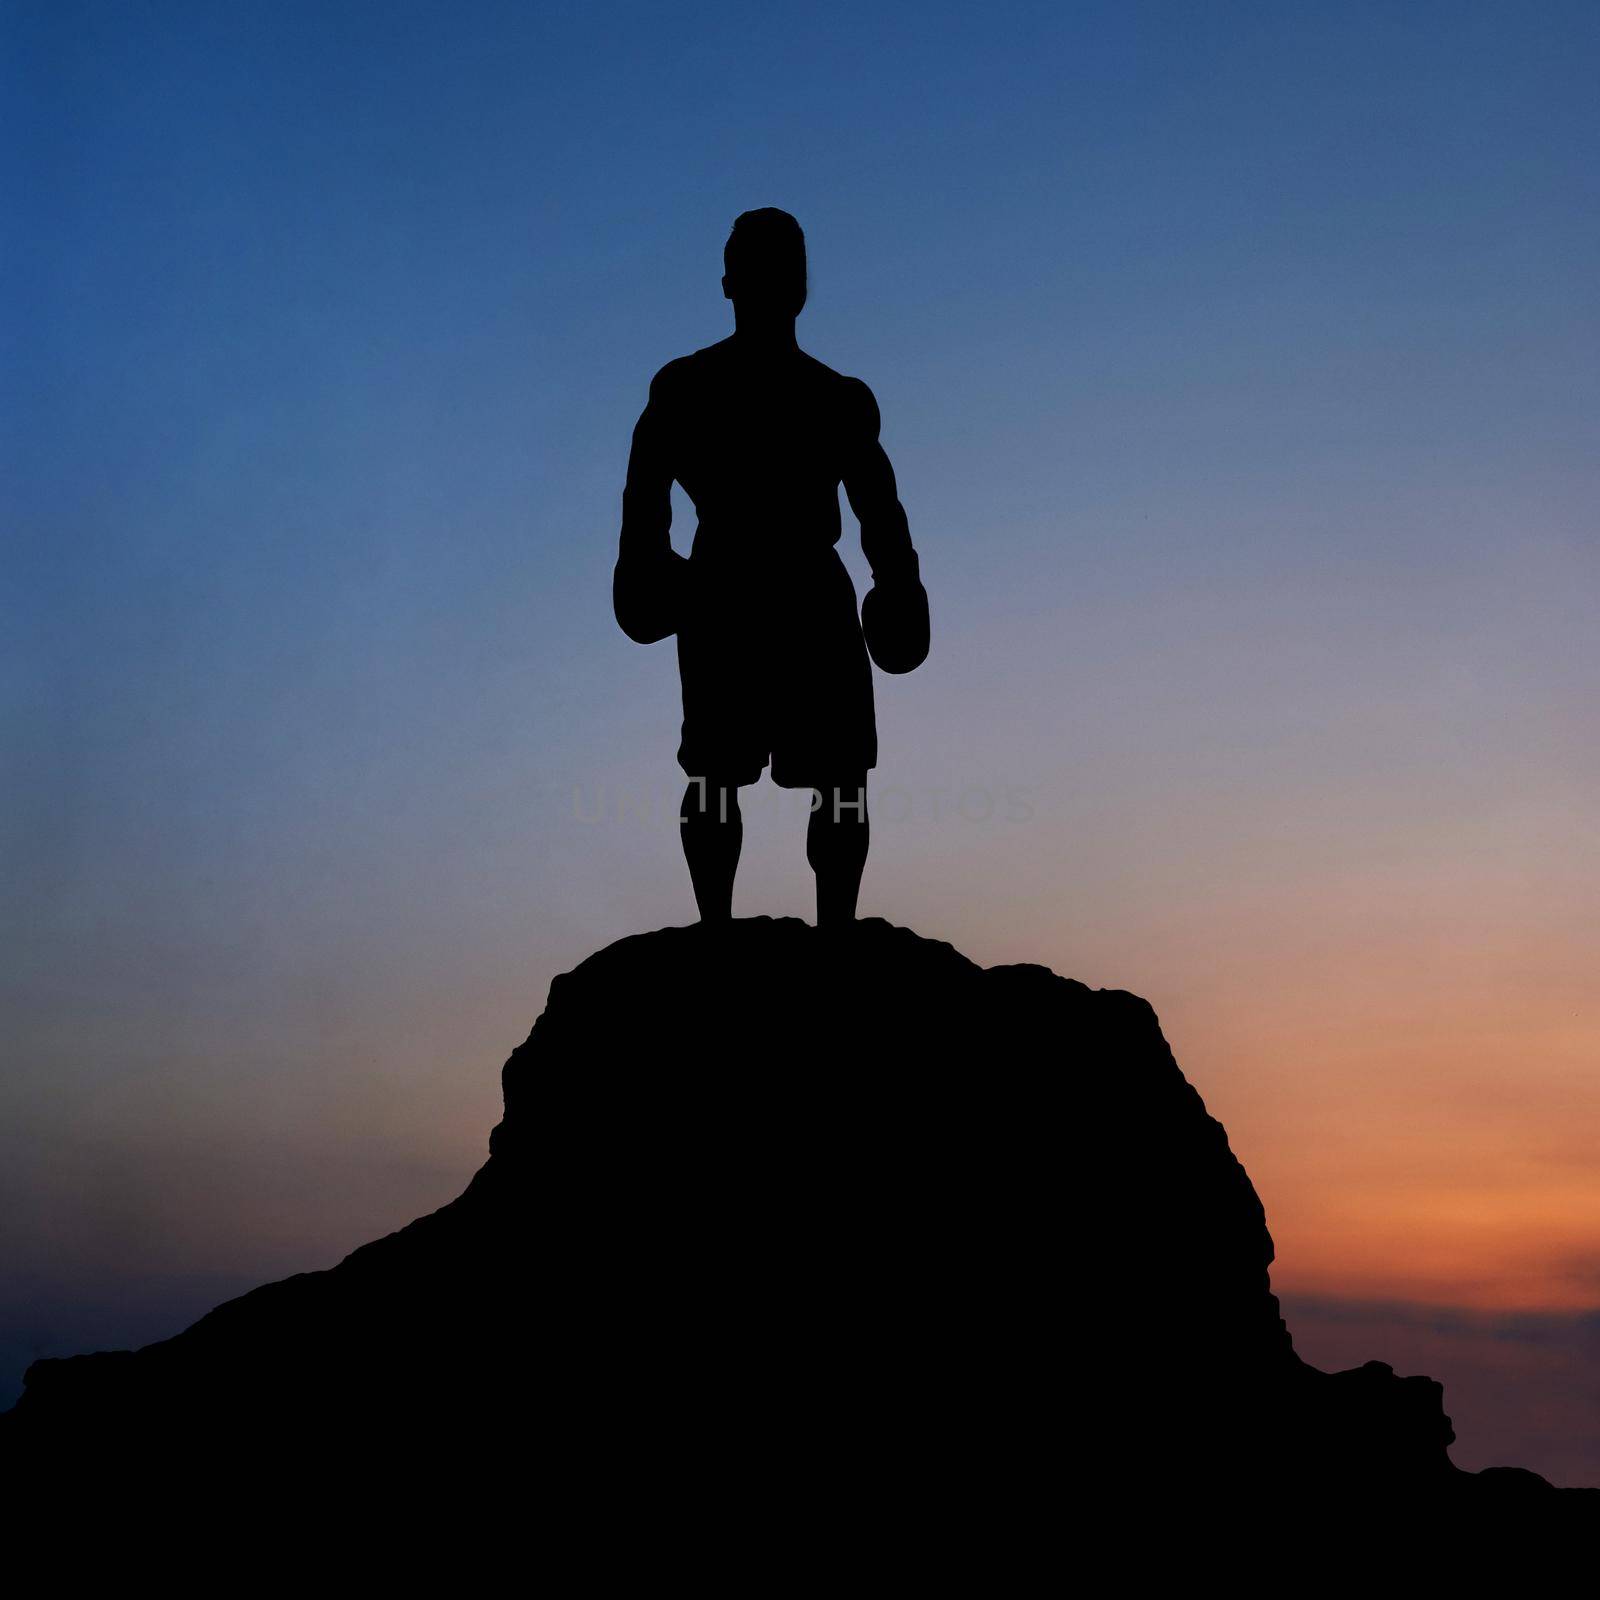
<box><xmin>673</xmin><ymin>380</ymin><xmax>855</xmax><ymax>487</ymax></box>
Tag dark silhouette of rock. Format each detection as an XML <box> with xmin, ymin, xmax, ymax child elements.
<box><xmin>4</xmin><ymin>919</ymin><xmax>1592</xmax><ymax>1545</ymax></box>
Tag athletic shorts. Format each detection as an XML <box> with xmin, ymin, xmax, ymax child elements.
<box><xmin>675</xmin><ymin>550</ymin><xmax>876</xmax><ymax>789</ymax></box>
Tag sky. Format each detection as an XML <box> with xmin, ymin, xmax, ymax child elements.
<box><xmin>3</xmin><ymin>1</ymin><xmax>1597</xmax><ymax>1482</ymax></box>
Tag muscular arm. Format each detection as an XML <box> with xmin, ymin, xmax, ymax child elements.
<box><xmin>843</xmin><ymin>380</ymin><xmax>929</xmax><ymax>673</ymax></box>
<box><xmin>614</xmin><ymin>368</ymin><xmax>687</xmax><ymax>644</ymax></box>
<box><xmin>619</xmin><ymin>372</ymin><xmax>673</xmax><ymax>567</ymax></box>
<box><xmin>841</xmin><ymin>381</ymin><xmax>919</xmax><ymax>587</ymax></box>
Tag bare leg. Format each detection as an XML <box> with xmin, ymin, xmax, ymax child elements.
<box><xmin>680</xmin><ymin>779</ymin><xmax>741</xmax><ymax>924</ymax></box>
<box><xmin>807</xmin><ymin>774</ymin><xmax>869</xmax><ymax>929</ymax></box>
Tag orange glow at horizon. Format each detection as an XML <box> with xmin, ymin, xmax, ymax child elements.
<box><xmin>1009</xmin><ymin>845</ymin><xmax>1599</xmax><ymax>1318</ymax></box>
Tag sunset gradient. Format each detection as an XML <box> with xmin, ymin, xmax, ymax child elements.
<box><xmin>4</xmin><ymin>2</ymin><xmax>1596</xmax><ymax>1482</ymax></box>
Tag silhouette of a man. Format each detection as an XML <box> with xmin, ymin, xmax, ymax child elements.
<box><xmin>615</xmin><ymin>209</ymin><xmax>928</xmax><ymax>927</ymax></box>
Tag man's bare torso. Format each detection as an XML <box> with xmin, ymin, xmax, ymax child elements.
<box><xmin>648</xmin><ymin>337</ymin><xmax>877</xmax><ymax>572</ymax></box>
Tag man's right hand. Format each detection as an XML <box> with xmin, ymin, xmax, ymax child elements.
<box><xmin>861</xmin><ymin>574</ymin><xmax>929</xmax><ymax>674</ymax></box>
<box><xmin>614</xmin><ymin>549</ymin><xmax>690</xmax><ymax>645</ymax></box>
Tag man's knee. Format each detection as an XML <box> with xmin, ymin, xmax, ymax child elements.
<box><xmin>811</xmin><ymin>777</ymin><xmax>869</xmax><ymax>824</ymax></box>
<box><xmin>681</xmin><ymin>777</ymin><xmax>741</xmax><ymax>823</ymax></box>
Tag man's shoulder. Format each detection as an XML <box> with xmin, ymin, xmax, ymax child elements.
<box><xmin>804</xmin><ymin>358</ymin><xmax>879</xmax><ymax>432</ymax></box>
<box><xmin>647</xmin><ymin>351</ymin><xmax>697</xmax><ymax>393</ymax></box>
<box><xmin>648</xmin><ymin>343</ymin><xmax>727</xmax><ymax>400</ymax></box>
<box><xmin>798</xmin><ymin>351</ymin><xmax>871</xmax><ymax>396</ymax></box>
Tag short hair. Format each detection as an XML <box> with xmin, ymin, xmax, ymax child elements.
<box><xmin>723</xmin><ymin>208</ymin><xmax>807</xmax><ymax>314</ymax></box>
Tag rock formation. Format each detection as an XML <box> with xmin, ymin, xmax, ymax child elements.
<box><xmin>4</xmin><ymin>918</ymin><xmax>1592</xmax><ymax>1546</ymax></box>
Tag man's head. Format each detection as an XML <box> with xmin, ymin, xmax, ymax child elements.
<box><xmin>722</xmin><ymin>208</ymin><xmax>807</xmax><ymax>319</ymax></box>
